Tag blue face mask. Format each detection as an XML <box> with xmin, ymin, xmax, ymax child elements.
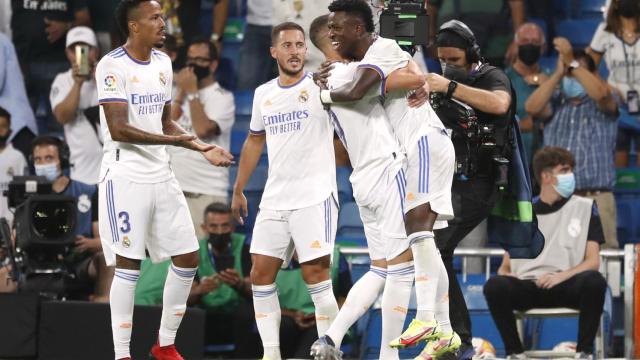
<box><xmin>553</xmin><ymin>172</ymin><xmax>575</xmax><ymax>198</ymax></box>
<box><xmin>35</xmin><ymin>163</ymin><xmax>61</xmax><ymax>182</ymax></box>
<box><xmin>562</xmin><ymin>77</ymin><xmax>586</xmax><ymax>99</ymax></box>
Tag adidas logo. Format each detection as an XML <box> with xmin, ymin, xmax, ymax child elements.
<box><xmin>415</xmin><ymin>275</ymin><xmax>429</xmax><ymax>282</ymax></box>
<box><xmin>119</xmin><ymin>322</ymin><xmax>132</xmax><ymax>329</ymax></box>
<box><xmin>310</xmin><ymin>240</ymin><xmax>321</xmax><ymax>249</ymax></box>
<box><xmin>393</xmin><ymin>306</ymin><xmax>407</xmax><ymax>314</ymax></box>
<box><xmin>407</xmin><ymin>192</ymin><xmax>415</xmax><ymax>201</ymax></box>
<box><xmin>264</xmin><ymin>99</ymin><xmax>272</xmax><ymax>106</ymax></box>
<box><xmin>174</xmin><ymin>311</ymin><xmax>185</xmax><ymax>317</ymax></box>
<box><xmin>131</xmin><ymin>75</ymin><xmax>140</xmax><ymax>83</ymax></box>
<box><xmin>316</xmin><ymin>315</ymin><xmax>330</xmax><ymax>321</ymax></box>
<box><xmin>255</xmin><ymin>313</ymin><xmax>268</xmax><ymax>319</ymax></box>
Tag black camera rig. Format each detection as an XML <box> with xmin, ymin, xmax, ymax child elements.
<box><xmin>379</xmin><ymin>0</ymin><xmax>429</xmax><ymax>54</ymax></box>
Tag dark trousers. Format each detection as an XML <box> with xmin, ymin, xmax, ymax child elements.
<box><xmin>236</xmin><ymin>24</ymin><xmax>276</xmax><ymax>91</ymax></box>
<box><xmin>279</xmin><ymin>316</ymin><xmax>318</xmax><ymax>359</ymax></box>
<box><xmin>204</xmin><ymin>298</ymin><xmax>261</xmax><ymax>359</ymax></box>
<box><xmin>434</xmin><ymin>177</ymin><xmax>498</xmax><ymax>347</ymax></box>
<box><xmin>483</xmin><ymin>271</ymin><xmax>607</xmax><ymax>355</ymax></box>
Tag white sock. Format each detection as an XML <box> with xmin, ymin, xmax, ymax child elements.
<box><xmin>307</xmin><ymin>279</ymin><xmax>339</xmax><ymax>336</ymax></box>
<box><xmin>252</xmin><ymin>283</ymin><xmax>281</xmax><ymax>360</ymax></box>
<box><xmin>410</xmin><ymin>231</ymin><xmax>441</xmax><ymax>323</ymax></box>
<box><xmin>435</xmin><ymin>258</ymin><xmax>453</xmax><ymax>335</ymax></box>
<box><xmin>110</xmin><ymin>268</ymin><xmax>140</xmax><ymax>359</ymax></box>
<box><xmin>381</xmin><ymin>261</ymin><xmax>414</xmax><ymax>360</ymax></box>
<box><xmin>325</xmin><ymin>266</ymin><xmax>387</xmax><ymax>348</ymax></box>
<box><xmin>158</xmin><ymin>264</ymin><xmax>197</xmax><ymax>346</ymax></box>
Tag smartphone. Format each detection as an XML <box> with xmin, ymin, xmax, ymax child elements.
<box><xmin>76</xmin><ymin>44</ymin><xmax>90</xmax><ymax>76</ymax></box>
<box><xmin>215</xmin><ymin>254</ymin><xmax>235</xmax><ymax>273</ymax></box>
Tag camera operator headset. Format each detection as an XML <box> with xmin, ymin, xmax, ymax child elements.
<box><xmin>426</xmin><ymin>20</ymin><xmax>517</xmax><ymax>357</ymax></box>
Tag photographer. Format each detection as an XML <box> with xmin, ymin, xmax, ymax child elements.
<box><xmin>30</xmin><ymin>136</ymin><xmax>112</xmax><ymax>301</ymax></box>
<box><xmin>427</xmin><ymin>20</ymin><xmax>515</xmax><ymax>358</ymax></box>
<box><xmin>50</xmin><ymin>26</ymin><xmax>102</xmax><ymax>185</ymax></box>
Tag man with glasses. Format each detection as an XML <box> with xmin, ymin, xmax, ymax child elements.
<box><xmin>169</xmin><ymin>35</ymin><xmax>236</xmax><ymax>238</ymax></box>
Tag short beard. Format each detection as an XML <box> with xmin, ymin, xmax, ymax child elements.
<box><xmin>277</xmin><ymin>62</ymin><xmax>304</xmax><ymax>77</ymax></box>
<box><xmin>153</xmin><ymin>41</ymin><xmax>164</xmax><ymax>49</ymax></box>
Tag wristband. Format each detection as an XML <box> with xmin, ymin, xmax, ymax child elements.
<box><xmin>320</xmin><ymin>89</ymin><xmax>333</xmax><ymax>104</ymax></box>
<box><xmin>446</xmin><ymin>80</ymin><xmax>458</xmax><ymax>99</ymax></box>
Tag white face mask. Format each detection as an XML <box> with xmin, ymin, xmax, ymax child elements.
<box><xmin>34</xmin><ymin>163</ymin><xmax>61</xmax><ymax>182</ymax></box>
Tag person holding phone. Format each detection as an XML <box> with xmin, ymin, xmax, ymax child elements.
<box><xmin>50</xmin><ymin>26</ymin><xmax>102</xmax><ymax>185</ymax></box>
<box><xmin>135</xmin><ymin>202</ymin><xmax>260</xmax><ymax>359</ymax></box>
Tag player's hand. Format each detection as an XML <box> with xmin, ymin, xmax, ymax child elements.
<box><xmin>198</xmin><ymin>275</ymin><xmax>220</xmax><ymax>294</ymax></box>
<box><xmin>218</xmin><ymin>269</ymin><xmax>242</xmax><ymax>288</ymax></box>
<box><xmin>407</xmin><ymin>83</ymin><xmax>430</xmax><ymax>108</ymax></box>
<box><xmin>425</xmin><ymin>73</ymin><xmax>451</xmax><ymax>94</ymax></box>
<box><xmin>536</xmin><ymin>272</ymin><xmax>569</xmax><ymax>289</ymax></box>
<box><xmin>314</xmin><ymin>60</ymin><xmax>336</xmax><ymax>89</ymax></box>
<box><xmin>176</xmin><ymin>67</ymin><xmax>198</xmax><ymax>94</ymax></box>
<box><xmin>44</xmin><ymin>18</ymin><xmax>70</xmax><ymax>43</ymax></box>
<box><xmin>74</xmin><ymin>236</ymin><xmax>101</xmax><ymax>253</ymax></box>
<box><xmin>553</xmin><ymin>37</ymin><xmax>574</xmax><ymax>67</ymax></box>
<box><xmin>231</xmin><ymin>191</ymin><xmax>248</xmax><ymax>225</ymax></box>
<box><xmin>202</xmin><ymin>146</ymin><xmax>234</xmax><ymax>167</ymax></box>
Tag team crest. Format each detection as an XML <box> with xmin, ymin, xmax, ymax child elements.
<box><xmin>159</xmin><ymin>72</ymin><xmax>167</xmax><ymax>86</ymax></box>
<box><xmin>122</xmin><ymin>236</ymin><xmax>131</xmax><ymax>248</ymax></box>
<box><xmin>77</xmin><ymin>194</ymin><xmax>91</xmax><ymax>213</ymax></box>
<box><xmin>298</xmin><ymin>90</ymin><xmax>309</xmax><ymax>103</ymax></box>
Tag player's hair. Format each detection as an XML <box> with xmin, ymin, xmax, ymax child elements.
<box><xmin>0</xmin><ymin>105</ymin><xmax>11</xmax><ymax>126</ymax></box>
<box><xmin>309</xmin><ymin>15</ymin><xmax>330</xmax><ymax>49</ymax></box>
<box><xmin>188</xmin><ymin>35</ymin><xmax>219</xmax><ymax>61</ymax></box>
<box><xmin>573</xmin><ymin>48</ymin><xmax>597</xmax><ymax>73</ymax></box>
<box><xmin>204</xmin><ymin>202</ymin><xmax>232</xmax><ymax>219</ymax></box>
<box><xmin>271</xmin><ymin>22</ymin><xmax>305</xmax><ymax>45</ymax></box>
<box><xmin>532</xmin><ymin>146</ymin><xmax>575</xmax><ymax>183</ymax></box>
<box><xmin>115</xmin><ymin>0</ymin><xmax>153</xmax><ymax>37</ymax></box>
<box><xmin>328</xmin><ymin>0</ymin><xmax>375</xmax><ymax>33</ymax></box>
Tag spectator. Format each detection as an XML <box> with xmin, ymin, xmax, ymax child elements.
<box><xmin>159</xmin><ymin>0</ymin><xmax>228</xmax><ymax>52</ymax></box>
<box><xmin>11</xmin><ymin>0</ymin><xmax>91</xmax><ymax>136</ymax></box>
<box><xmin>526</xmin><ymin>39</ymin><xmax>619</xmax><ymax>249</ymax></box>
<box><xmin>505</xmin><ymin>22</ymin><xmax>551</xmax><ymax>161</ymax></box>
<box><xmin>588</xmin><ymin>0</ymin><xmax>640</xmax><ymax>168</ymax></box>
<box><xmin>483</xmin><ymin>146</ymin><xmax>607</xmax><ymax>360</ymax></box>
<box><xmin>0</xmin><ymin>32</ymin><xmax>37</xmax><ymax>158</ymax></box>
<box><xmin>427</xmin><ymin>0</ymin><xmax>526</xmax><ymax>67</ymax></box>
<box><xmin>0</xmin><ymin>0</ymin><xmax>10</xmax><ymax>36</ymax></box>
<box><xmin>50</xmin><ymin>26</ymin><xmax>101</xmax><ymax>185</ymax></box>
<box><xmin>86</xmin><ymin>0</ymin><xmax>119</xmax><ymax>56</ymax></box>
<box><xmin>277</xmin><ymin>247</ymin><xmax>352</xmax><ymax>359</ymax></box>
<box><xmin>0</xmin><ymin>107</ymin><xmax>27</xmax><ymax>225</ymax></box>
<box><xmin>135</xmin><ymin>202</ymin><xmax>260</xmax><ymax>359</ymax></box>
<box><xmin>169</xmin><ymin>36</ymin><xmax>235</xmax><ymax>238</ymax></box>
<box><xmin>30</xmin><ymin>136</ymin><xmax>112</xmax><ymax>301</ymax></box>
<box><xmin>236</xmin><ymin>0</ymin><xmax>275</xmax><ymax>90</ymax></box>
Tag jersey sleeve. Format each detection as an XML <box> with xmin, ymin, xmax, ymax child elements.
<box><xmin>49</xmin><ymin>73</ymin><xmax>70</xmax><ymax>111</ymax></box>
<box><xmin>96</xmin><ymin>58</ymin><xmax>128</xmax><ymax>104</ymax></box>
<box><xmin>203</xmin><ymin>90</ymin><xmax>236</xmax><ymax>136</ymax></box>
<box><xmin>249</xmin><ymin>87</ymin><xmax>265</xmax><ymax>134</ymax></box>
<box><xmin>589</xmin><ymin>22</ymin><xmax>608</xmax><ymax>54</ymax></box>
<box><xmin>358</xmin><ymin>38</ymin><xmax>411</xmax><ymax>79</ymax></box>
<box><xmin>163</xmin><ymin>60</ymin><xmax>173</xmax><ymax>104</ymax></box>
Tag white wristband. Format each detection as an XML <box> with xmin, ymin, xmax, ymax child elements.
<box><xmin>320</xmin><ymin>89</ymin><xmax>333</xmax><ymax>104</ymax></box>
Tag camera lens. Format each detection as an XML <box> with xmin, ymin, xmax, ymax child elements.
<box><xmin>31</xmin><ymin>202</ymin><xmax>74</xmax><ymax>240</ymax></box>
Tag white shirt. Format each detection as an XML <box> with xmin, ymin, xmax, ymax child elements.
<box><xmin>590</xmin><ymin>22</ymin><xmax>640</xmax><ymax>96</ymax></box>
<box><xmin>50</xmin><ymin>69</ymin><xmax>102</xmax><ymax>184</ymax></box>
<box><xmin>272</xmin><ymin>0</ymin><xmax>332</xmax><ymax>71</ymax></box>
<box><xmin>360</xmin><ymin>37</ymin><xmax>445</xmax><ymax>149</ymax></box>
<box><xmin>250</xmin><ymin>73</ymin><xmax>336</xmax><ymax>210</ymax></box>
<box><xmin>247</xmin><ymin>0</ymin><xmax>273</xmax><ymax>26</ymax></box>
<box><xmin>96</xmin><ymin>47</ymin><xmax>174</xmax><ymax>183</ymax></box>
<box><xmin>0</xmin><ymin>144</ymin><xmax>26</xmax><ymax>224</ymax></box>
<box><xmin>169</xmin><ymin>82</ymin><xmax>235</xmax><ymax>196</ymax></box>
<box><xmin>328</xmin><ymin>62</ymin><xmax>402</xmax><ymax>205</ymax></box>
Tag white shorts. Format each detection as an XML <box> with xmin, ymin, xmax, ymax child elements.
<box><xmin>359</xmin><ymin>169</ymin><xmax>410</xmax><ymax>261</ymax></box>
<box><xmin>404</xmin><ymin>127</ymin><xmax>455</xmax><ymax>225</ymax></box>
<box><xmin>250</xmin><ymin>196</ymin><xmax>338</xmax><ymax>263</ymax></box>
<box><xmin>99</xmin><ymin>174</ymin><xmax>199</xmax><ymax>266</ymax></box>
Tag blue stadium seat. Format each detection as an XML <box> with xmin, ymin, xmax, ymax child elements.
<box><xmin>555</xmin><ymin>19</ymin><xmax>601</xmax><ymax>49</ymax></box>
<box><xmin>228</xmin><ymin>165</ymin><xmax>268</xmax><ymax>233</ymax></box>
<box><xmin>232</xmin><ymin>116</ymin><xmax>251</xmax><ymax>132</ymax></box>
<box><xmin>230</xmin><ymin>129</ymin><xmax>247</xmax><ymax>157</ymax></box>
<box><xmin>574</xmin><ymin>0</ymin><xmax>606</xmax><ymax>19</ymax></box>
<box><xmin>361</xmin><ymin>309</ymin><xmax>423</xmax><ymax>359</ymax></box>
<box><xmin>615</xmin><ymin>193</ymin><xmax>640</xmax><ymax>245</ymax></box>
<box><xmin>336</xmin><ymin>166</ymin><xmax>354</xmax><ymax>205</ymax></box>
<box><xmin>337</xmin><ymin>202</ymin><xmax>365</xmax><ymax>238</ymax></box>
<box><xmin>234</xmin><ymin>91</ymin><xmax>254</xmax><ymax>116</ymax></box>
<box><xmin>553</xmin><ymin>0</ymin><xmax>572</xmax><ymax>20</ymax></box>
<box><xmin>459</xmin><ymin>274</ymin><xmax>505</xmax><ymax>355</ymax></box>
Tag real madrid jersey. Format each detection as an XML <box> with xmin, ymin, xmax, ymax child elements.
<box><xmin>249</xmin><ymin>73</ymin><xmax>337</xmax><ymax>210</ymax></box>
<box><xmin>359</xmin><ymin>37</ymin><xmax>446</xmax><ymax>149</ymax></box>
<box><xmin>328</xmin><ymin>62</ymin><xmax>402</xmax><ymax>205</ymax></box>
<box><xmin>96</xmin><ymin>47</ymin><xmax>173</xmax><ymax>183</ymax></box>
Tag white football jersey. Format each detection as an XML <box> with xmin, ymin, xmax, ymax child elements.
<box><xmin>360</xmin><ymin>37</ymin><xmax>446</xmax><ymax>149</ymax></box>
<box><xmin>249</xmin><ymin>73</ymin><xmax>337</xmax><ymax>210</ymax></box>
<box><xmin>328</xmin><ymin>62</ymin><xmax>402</xmax><ymax>206</ymax></box>
<box><xmin>96</xmin><ymin>47</ymin><xmax>173</xmax><ymax>183</ymax></box>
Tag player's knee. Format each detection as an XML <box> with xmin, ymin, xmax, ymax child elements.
<box><xmin>172</xmin><ymin>251</ymin><xmax>199</xmax><ymax>268</ymax></box>
<box><xmin>300</xmin><ymin>256</ymin><xmax>331</xmax><ymax>284</ymax></box>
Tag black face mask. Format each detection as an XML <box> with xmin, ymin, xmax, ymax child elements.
<box><xmin>619</xmin><ymin>0</ymin><xmax>640</xmax><ymax>18</ymax></box>
<box><xmin>441</xmin><ymin>62</ymin><xmax>470</xmax><ymax>83</ymax></box>
<box><xmin>518</xmin><ymin>44</ymin><xmax>542</xmax><ymax>66</ymax></box>
<box><xmin>208</xmin><ymin>232</ymin><xmax>231</xmax><ymax>251</ymax></box>
<box><xmin>189</xmin><ymin>64</ymin><xmax>210</xmax><ymax>81</ymax></box>
<box><xmin>0</xmin><ymin>131</ymin><xmax>11</xmax><ymax>147</ymax></box>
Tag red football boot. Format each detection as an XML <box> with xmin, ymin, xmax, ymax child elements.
<box><xmin>150</xmin><ymin>340</ymin><xmax>184</xmax><ymax>360</ymax></box>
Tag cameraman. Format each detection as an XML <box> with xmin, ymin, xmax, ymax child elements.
<box><xmin>426</xmin><ymin>20</ymin><xmax>514</xmax><ymax>358</ymax></box>
<box><xmin>30</xmin><ymin>136</ymin><xmax>112</xmax><ymax>301</ymax></box>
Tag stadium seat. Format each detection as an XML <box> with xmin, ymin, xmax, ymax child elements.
<box><xmin>574</xmin><ymin>0</ymin><xmax>606</xmax><ymax>19</ymax></box>
<box><xmin>336</xmin><ymin>166</ymin><xmax>354</xmax><ymax>204</ymax></box>
<box><xmin>555</xmin><ymin>19</ymin><xmax>601</xmax><ymax>49</ymax></box>
<box><xmin>232</xmin><ymin>116</ymin><xmax>251</xmax><ymax>132</ymax></box>
<box><xmin>553</xmin><ymin>0</ymin><xmax>573</xmax><ymax>20</ymax></box>
<box><xmin>360</xmin><ymin>309</ymin><xmax>423</xmax><ymax>359</ymax></box>
<box><xmin>337</xmin><ymin>202</ymin><xmax>365</xmax><ymax>238</ymax></box>
<box><xmin>230</xmin><ymin>129</ymin><xmax>247</xmax><ymax>157</ymax></box>
<box><xmin>615</xmin><ymin>194</ymin><xmax>640</xmax><ymax>245</ymax></box>
<box><xmin>228</xmin><ymin>165</ymin><xmax>268</xmax><ymax>233</ymax></box>
<box><xmin>234</xmin><ymin>90</ymin><xmax>254</xmax><ymax>116</ymax></box>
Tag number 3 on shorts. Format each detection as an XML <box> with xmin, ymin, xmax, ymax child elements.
<box><xmin>118</xmin><ymin>211</ymin><xmax>131</xmax><ymax>234</ymax></box>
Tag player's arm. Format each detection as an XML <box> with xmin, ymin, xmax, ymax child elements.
<box><xmin>321</xmin><ymin>67</ymin><xmax>381</xmax><ymax>103</ymax></box>
<box><xmin>385</xmin><ymin>60</ymin><xmax>426</xmax><ymax>92</ymax></box>
<box><xmin>231</xmin><ymin>132</ymin><xmax>265</xmax><ymax>224</ymax></box>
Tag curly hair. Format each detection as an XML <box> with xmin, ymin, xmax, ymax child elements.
<box><xmin>532</xmin><ymin>146</ymin><xmax>575</xmax><ymax>183</ymax></box>
<box><xmin>328</xmin><ymin>0</ymin><xmax>375</xmax><ymax>33</ymax></box>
